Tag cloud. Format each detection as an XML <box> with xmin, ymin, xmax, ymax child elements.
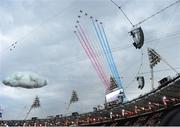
<box><xmin>0</xmin><ymin>0</ymin><xmax>179</xmax><ymax>120</ymax></box>
<box><xmin>2</xmin><ymin>72</ymin><xmax>47</xmax><ymax>89</ymax></box>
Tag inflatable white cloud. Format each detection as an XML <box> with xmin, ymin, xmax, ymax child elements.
<box><xmin>2</xmin><ymin>72</ymin><xmax>47</xmax><ymax>89</ymax></box>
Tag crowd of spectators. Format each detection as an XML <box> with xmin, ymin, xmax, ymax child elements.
<box><xmin>0</xmin><ymin>76</ymin><xmax>179</xmax><ymax>126</ymax></box>
<box><xmin>0</xmin><ymin>106</ymin><xmax>178</xmax><ymax>126</ymax></box>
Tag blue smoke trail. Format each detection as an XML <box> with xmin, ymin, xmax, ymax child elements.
<box><xmin>99</xmin><ymin>23</ymin><xmax>127</xmax><ymax>100</ymax></box>
<box><xmin>91</xmin><ymin>19</ymin><xmax>126</xmax><ymax>100</ymax></box>
<box><xmin>95</xmin><ymin>22</ymin><xmax>120</xmax><ymax>87</ymax></box>
<box><xmin>100</xmin><ymin>23</ymin><xmax>123</xmax><ymax>88</ymax></box>
<box><xmin>91</xmin><ymin>19</ymin><xmax>115</xmax><ymax>83</ymax></box>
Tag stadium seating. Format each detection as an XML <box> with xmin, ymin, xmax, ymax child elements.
<box><xmin>0</xmin><ymin>76</ymin><xmax>179</xmax><ymax>126</ymax></box>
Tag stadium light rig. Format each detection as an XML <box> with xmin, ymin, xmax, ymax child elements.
<box><xmin>148</xmin><ymin>48</ymin><xmax>179</xmax><ymax>90</ymax></box>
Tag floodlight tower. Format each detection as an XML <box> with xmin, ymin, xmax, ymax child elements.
<box><xmin>148</xmin><ymin>48</ymin><xmax>179</xmax><ymax>90</ymax></box>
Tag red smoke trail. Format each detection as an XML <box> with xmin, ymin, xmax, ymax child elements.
<box><xmin>74</xmin><ymin>30</ymin><xmax>108</xmax><ymax>88</ymax></box>
<box><xmin>78</xmin><ymin>24</ymin><xmax>109</xmax><ymax>87</ymax></box>
<box><xmin>77</xmin><ymin>28</ymin><xmax>108</xmax><ymax>88</ymax></box>
<box><xmin>75</xmin><ymin>31</ymin><xmax>108</xmax><ymax>88</ymax></box>
<box><xmin>77</xmin><ymin>13</ymin><xmax>110</xmax><ymax>88</ymax></box>
<box><xmin>77</xmin><ymin>11</ymin><xmax>110</xmax><ymax>81</ymax></box>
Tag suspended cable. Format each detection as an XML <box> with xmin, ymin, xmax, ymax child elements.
<box><xmin>135</xmin><ymin>0</ymin><xmax>180</xmax><ymax>26</ymax></box>
<box><xmin>57</xmin><ymin>30</ymin><xmax>180</xmax><ymax>73</ymax></box>
<box><xmin>153</xmin><ymin>1</ymin><xmax>180</xmax><ymax>49</ymax></box>
<box><xmin>124</xmin><ymin>49</ymin><xmax>144</xmax><ymax>90</ymax></box>
<box><xmin>140</xmin><ymin>67</ymin><xmax>180</xmax><ymax>75</ymax></box>
<box><xmin>110</xmin><ymin>0</ymin><xmax>134</xmax><ymax>27</ymax></box>
<box><xmin>111</xmin><ymin>30</ymin><xmax>180</xmax><ymax>52</ymax></box>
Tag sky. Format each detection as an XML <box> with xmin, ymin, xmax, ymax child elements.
<box><xmin>0</xmin><ymin>0</ymin><xmax>180</xmax><ymax>120</ymax></box>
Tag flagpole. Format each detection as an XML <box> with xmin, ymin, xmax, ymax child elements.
<box><xmin>0</xmin><ymin>106</ymin><xmax>3</xmax><ymax>120</ymax></box>
<box><xmin>24</xmin><ymin>106</ymin><xmax>32</xmax><ymax>120</ymax></box>
<box><xmin>65</xmin><ymin>102</ymin><xmax>71</xmax><ymax>116</ymax></box>
<box><xmin>24</xmin><ymin>96</ymin><xmax>40</xmax><ymax>120</ymax></box>
<box><xmin>64</xmin><ymin>103</ymin><xmax>70</xmax><ymax>126</ymax></box>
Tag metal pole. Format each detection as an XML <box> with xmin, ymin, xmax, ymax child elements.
<box><xmin>150</xmin><ymin>67</ymin><xmax>154</xmax><ymax>90</ymax></box>
<box><xmin>64</xmin><ymin>102</ymin><xmax>71</xmax><ymax>126</ymax></box>
<box><xmin>24</xmin><ymin>107</ymin><xmax>32</xmax><ymax>120</ymax></box>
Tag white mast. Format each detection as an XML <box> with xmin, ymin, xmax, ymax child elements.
<box><xmin>150</xmin><ymin>66</ymin><xmax>154</xmax><ymax>90</ymax></box>
<box><xmin>147</xmin><ymin>48</ymin><xmax>159</xmax><ymax>90</ymax></box>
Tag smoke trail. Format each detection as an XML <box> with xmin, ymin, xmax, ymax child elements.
<box><xmin>74</xmin><ymin>30</ymin><xmax>108</xmax><ymax>88</ymax></box>
<box><xmin>74</xmin><ymin>31</ymin><xmax>106</xmax><ymax>87</ymax></box>
<box><xmin>91</xmin><ymin>19</ymin><xmax>117</xmax><ymax>86</ymax></box>
<box><xmin>99</xmin><ymin>23</ymin><xmax>127</xmax><ymax>98</ymax></box>
<box><xmin>78</xmin><ymin>24</ymin><xmax>109</xmax><ymax>87</ymax></box>
<box><xmin>99</xmin><ymin>23</ymin><xmax>123</xmax><ymax>88</ymax></box>
<box><xmin>76</xmin><ymin>11</ymin><xmax>126</xmax><ymax>99</ymax></box>
<box><xmin>77</xmin><ymin>13</ymin><xmax>110</xmax><ymax>87</ymax></box>
<box><xmin>79</xmin><ymin>15</ymin><xmax>110</xmax><ymax>85</ymax></box>
<box><xmin>91</xmin><ymin>19</ymin><xmax>114</xmax><ymax>76</ymax></box>
<box><xmin>95</xmin><ymin>21</ymin><xmax>119</xmax><ymax>84</ymax></box>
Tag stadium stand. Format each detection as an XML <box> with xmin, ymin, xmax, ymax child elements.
<box><xmin>0</xmin><ymin>75</ymin><xmax>180</xmax><ymax>126</ymax></box>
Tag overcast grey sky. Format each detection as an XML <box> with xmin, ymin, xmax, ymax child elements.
<box><xmin>0</xmin><ymin>0</ymin><xmax>180</xmax><ymax>120</ymax></box>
